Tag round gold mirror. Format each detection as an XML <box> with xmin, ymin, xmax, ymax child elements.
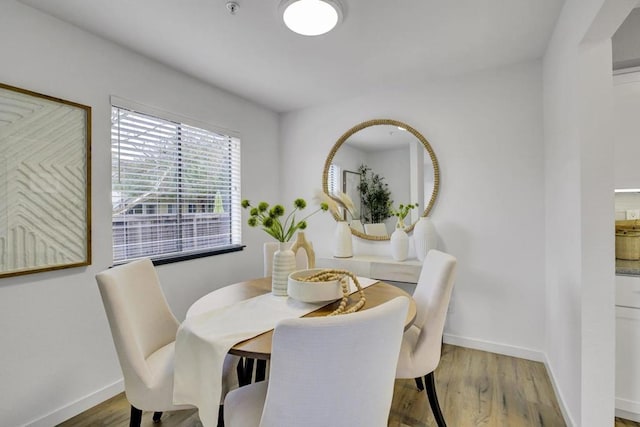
<box><xmin>322</xmin><ymin>119</ymin><xmax>440</xmax><ymax>241</ymax></box>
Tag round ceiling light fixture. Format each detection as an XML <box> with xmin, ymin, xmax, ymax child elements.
<box><xmin>280</xmin><ymin>0</ymin><xmax>344</xmax><ymax>36</ymax></box>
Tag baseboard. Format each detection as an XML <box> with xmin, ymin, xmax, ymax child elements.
<box><xmin>542</xmin><ymin>354</ymin><xmax>576</xmax><ymax>427</ymax></box>
<box><xmin>616</xmin><ymin>398</ymin><xmax>640</xmax><ymax>422</ymax></box>
<box><xmin>443</xmin><ymin>333</ymin><xmax>545</xmax><ymax>362</ymax></box>
<box><xmin>442</xmin><ymin>334</ymin><xmax>575</xmax><ymax>427</ymax></box>
<box><xmin>616</xmin><ymin>408</ymin><xmax>640</xmax><ymax>423</ymax></box>
<box><xmin>26</xmin><ymin>379</ymin><xmax>124</xmax><ymax>427</ymax></box>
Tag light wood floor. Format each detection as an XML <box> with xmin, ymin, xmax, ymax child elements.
<box><xmin>58</xmin><ymin>344</ymin><xmax>639</xmax><ymax>427</ymax></box>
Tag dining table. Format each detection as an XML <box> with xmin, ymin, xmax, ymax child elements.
<box><xmin>172</xmin><ymin>275</ymin><xmax>417</xmax><ymax>427</ymax></box>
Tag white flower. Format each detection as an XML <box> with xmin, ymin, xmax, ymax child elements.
<box><xmin>314</xmin><ymin>189</ymin><xmax>340</xmax><ymax>217</ymax></box>
<box><xmin>330</xmin><ymin>191</ymin><xmax>357</xmax><ymax>218</ymax></box>
<box><xmin>315</xmin><ymin>189</ymin><xmax>358</xmax><ymax>219</ymax></box>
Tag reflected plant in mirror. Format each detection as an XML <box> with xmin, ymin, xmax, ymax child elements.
<box><xmin>390</xmin><ymin>203</ymin><xmax>418</xmax><ymax>230</ymax></box>
<box><xmin>357</xmin><ymin>164</ymin><xmax>392</xmax><ymax>224</ymax></box>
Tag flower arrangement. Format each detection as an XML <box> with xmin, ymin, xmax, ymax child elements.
<box><xmin>390</xmin><ymin>203</ymin><xmax>418</xmax><ymax>229</ymax></box>
<box><xmin>314</xmin><ymin>190</ymin><xmax>357</xmax><ymax>220</ymax></box>
<box><xmin>241</xmin><ymin>198</ymin><xmax>328</xmax><ymax>242</ymax></box>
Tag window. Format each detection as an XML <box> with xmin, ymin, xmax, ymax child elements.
<box><xmin>111</xmin><ymin>101</ymin><xmax>242</xmax><ymax>263</ymax></box>
<box><xmin>328</xmin><ymin>163</ymin><xmax>341</xmax><ymax>195</ymax></box>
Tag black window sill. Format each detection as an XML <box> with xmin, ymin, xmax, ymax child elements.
<box><xmin>113</xmin><ymin>244</ymin><xmax>245</xmax><ymax>267</ymax></box>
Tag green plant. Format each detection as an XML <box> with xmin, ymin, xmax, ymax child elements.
<box><xmin>390</xmin><ymin>203</ymin><xmax>418</xmax><ymax>228</ymax></box>
<box><xmin>357</xmin><ymin>164</ymin><xmax>392</xmax><ymax>224</ymax></box>
<box><xmin>241</xmin><ymin>198</ymin><xmax>328</xmax><ymax>242</ymax></box>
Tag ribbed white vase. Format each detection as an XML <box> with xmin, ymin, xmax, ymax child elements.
<box><xmin>390</xmin><ymin>226</ymin><xmax>409</xmax><ymax>261</ymax></box>
<box><xmin>413</xmin><ymin>216</ymin><xmax>437</xmax><ymax>262</ymax></box>
<box><xmin>272</xmin><ymin>242</ymin><xmax>296</xmax><ymax>296</ymax></box>
<box><xmin>333</xmin><ymin>221</ymin><xmax>353</xmax><ymax>258</ymax></box>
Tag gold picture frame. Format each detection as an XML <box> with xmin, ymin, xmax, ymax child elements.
<box><xmin>0</xmin><ymin>83</ymin><xmax>91</xmax><ymax>278</ymax></box>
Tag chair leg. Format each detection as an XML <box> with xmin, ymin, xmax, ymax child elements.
<box><xmin>236</xmin><ymin>358</ymin><xmax>245</xmax><ymax>384</ymax></box>
<box><xmin>243</xmin><ymin>358</ymin><xmax>255</xmax><ymax>384</ymax></box>
<box><xmin>153</xmin><ymin>411</ymin><xmax>162</xmax><ymax>423</ymax></box>
<box><xmin>129</xmin><ymin>406</ymin><xmax>142</xmax><ymax>427</ymax></box>
<box><xmin>237</xmin><ymin>357</ymin><xmax>246</xmax><ymax>386</ymax></box>
<box><xmin>217</xmin><ymin>404</ymin><xmax>224</xmax><ymax>427</ymax></box>
<box><xmin>424</xmin><ymin>371</ymin><xmax>447</xmax><ymax>427</ymax></box>
<box><xmin>414</xmin><ymin>377</ymin><xmax>425</xmax><ymax>391</ymax></box>
<box><xmin>255</xmin><ymin>359</ymin><xmax>267</xmax><ymax>382</ymax></box>
<box><xmin>237</xmin><ymin>357</ymin><xmax>250</xmax><ymax>386</ymax></box>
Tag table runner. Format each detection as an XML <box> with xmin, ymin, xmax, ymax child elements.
<box><xmin>173</xmin><ymin>276</ymin><xmax>378</xmax><ymax>427</ymax></box>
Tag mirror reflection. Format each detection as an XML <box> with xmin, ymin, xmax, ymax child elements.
<box><xmin>323</xmin><ymin>119</ymin><xmax>439</xmax><ymax>241</ymax></box>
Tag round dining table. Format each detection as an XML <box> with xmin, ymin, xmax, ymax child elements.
<box><xmin>187</xmin><ymin>276</ymin><xmax>417</xmax><ymax>360</ymax></box>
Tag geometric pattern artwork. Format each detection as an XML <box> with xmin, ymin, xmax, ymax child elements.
<box><xmin>0</xmin><ymin>83</ymin><xmax>91</xmax><ymax>278</ymax></box>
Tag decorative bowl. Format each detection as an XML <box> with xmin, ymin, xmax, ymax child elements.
<box><xmin>287</xmin><ymin>268</ymin><xmax>343</xmax><ymax>303</ymax></box>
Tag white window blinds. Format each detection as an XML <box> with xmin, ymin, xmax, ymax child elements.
<box><xmin>328</xmin><ymin>163</ymin><xmax>341</xmax><ymax>195</ymax></box>
<box><xmin>111</xmin><ymin>105</ymin><xmax>241</xmax><ymax>263</ymax></box>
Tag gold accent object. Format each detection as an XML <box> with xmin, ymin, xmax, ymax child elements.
<box><xmin>298</xmin><ymin>268</ymin><xmax>366</xmax><ymax>316</ymax></box>
<box><xmin>290</xmin><ymin>231</ymin><xmax>315</xmax><ymax>268</ymax></box>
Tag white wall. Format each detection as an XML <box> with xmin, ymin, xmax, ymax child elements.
<box><xmin>332</xmin><ymin>143</ymin><xmax>364</xmax><ymax>175</ymax></box>
<box><xmin>0</xmin><ymin>2</ymin><xmax>280</xmax><ymax>426</ymax></box>
<box><xmin>614</xmin><ymin>72</ymin><xmax>640</xmax><ymax>189</ymax></box>
<box><xmin>280</xmin><ymin>61</ymin><xmax>547</xmax><ymax>359</ymax></box>
<box><xmin>543</xmin><ymin>0</ymin><xmax>636</xmax><ymax>425</ymax></box>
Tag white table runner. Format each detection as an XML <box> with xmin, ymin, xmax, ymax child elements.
<box><xmin>173</xmin><ymin>277</ymin><xmax>378</xmax><ymax>427</ymax></box>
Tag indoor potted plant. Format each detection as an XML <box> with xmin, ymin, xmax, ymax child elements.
<box><xmin>242</xmin><ymin>198</ymin><xmax>328</xmax><ymax>295</ymax></box>
<box><xmin>389</xmin><ymin>202</ymin><xmax>418</xmax><ymax>261</ymax></box>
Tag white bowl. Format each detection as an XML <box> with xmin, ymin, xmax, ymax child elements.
<box><xmin>287</xmin><ymin>268</ymin><xmax>343</xmax><ymax>303</ymax></box>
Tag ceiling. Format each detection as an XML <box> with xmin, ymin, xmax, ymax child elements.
<box><xmin>347</xmin><ymin>125</ymin><xmax>415</xmax><ymax>152</ymax></box>
<box><xmin>19</xmin><ymin>0</ymin><xmax>565</xmax><ymax>113</ymax></box>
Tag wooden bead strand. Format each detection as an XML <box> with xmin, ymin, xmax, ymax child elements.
<box><xmin>300</xmin><ymin>269</ymin><xmax>366</xmax><ymax>316</ymax></box>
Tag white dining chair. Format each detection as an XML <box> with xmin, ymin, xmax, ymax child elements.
<box><xmin>96</xmin><ymin>258</ymin><xmax>238</xmax><ymax>427</ymax></box>
<box><xmin>364</xmin><ymin>222</ymin><xmax>388</xmax><ymax>237</ymax></box>
<box><xmin>223</xmin><ymin>296</ymin><xmax>410</xmax><ymax>427</ymax></box>
<box><xmin>349</xmin><ymin>219</ymin><xmax>365</xmax><ymax>234</ymax></box>
<box><xmin>395</xmin><ymin>249</ymin><xmax>457</xmax><ymax>427</ymax></box>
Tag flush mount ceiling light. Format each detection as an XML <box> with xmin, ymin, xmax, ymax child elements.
<box><xmin>280</xmin><ymin>0</ymin><xmax>344</xmax><ymax>36</ymax></box>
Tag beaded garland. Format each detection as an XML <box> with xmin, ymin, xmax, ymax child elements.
<box><xmin>299</xmin><ymin>269</ymin><xmax>366</xmax><ymax>316</ymax></box>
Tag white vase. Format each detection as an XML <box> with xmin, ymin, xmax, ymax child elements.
<box><xmin>333</xmin><ymin>221</ymin><xmax>353</xmax><ymax>258</ymax></box>
<box><xmin>390</xmin><ymin>227</ymin><xmax>409</xmax><ymax>261</ymax></box>
<box><xmin>272</xmin><ymin>242</ymin><xmax>296</xmax><ymax>296</ymax></box>
<box><xmin>413</xmin><ymin>216</ymin><xmax>437</xmax><ymax>262</ymax></box>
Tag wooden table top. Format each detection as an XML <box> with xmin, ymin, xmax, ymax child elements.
<box><xmin>187</xmin><ymin>277</ymin><xmax>417</xmax><ymax>360</ymax></box>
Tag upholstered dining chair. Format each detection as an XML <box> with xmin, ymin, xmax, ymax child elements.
<box><xmin>395</xmin><ymin>249</ymin><xmax>457</xmax><ymax>427</ymax></box>
<box><xmin>350</xmin><ymin>219</ymin><xmax>365</xmax><ymax>234</ymax></box>
<box><xmin>224</xmin><ymin>296</ymin><xmax>410</xmax><ymax>427</ymax></box>
<box><xmin>364</xmin><ymin>222</ymin><xmax>388</xmax><ymax>237</ymax></box>
<box><xmin>96</xmin><ymin>258</ymin><xmax>237</xmax><ymax>427</ymax></box>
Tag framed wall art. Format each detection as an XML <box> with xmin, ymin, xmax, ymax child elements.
<box><xmin>0</xmin><ymin>83</ymin><xmax>91</xmax><ymax>278</ymax></box>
